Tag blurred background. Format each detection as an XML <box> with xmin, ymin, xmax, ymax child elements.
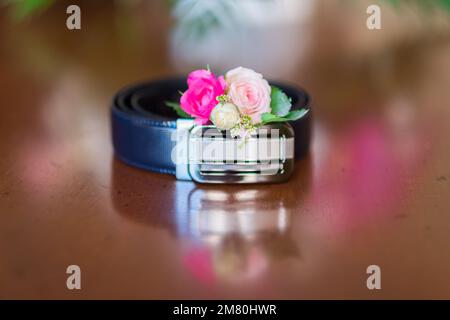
<box><xmin>2</xmin><ymin>0</ymin><xmax>450</xmax><ymax>125</ymax></box>
<box><xmin>0</xmin><ymin>0</ymin><xmax>450</xmax><ymax>299</ymax></box>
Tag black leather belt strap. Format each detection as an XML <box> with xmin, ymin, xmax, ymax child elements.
<box><xmin>111</xmin><ymin>78</ymin><xmax>312</xmax><ymax>175</ymax></box>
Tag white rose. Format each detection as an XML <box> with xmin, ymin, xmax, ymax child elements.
<box><xmin>210</xmin><ymin>103</ymin><xmax>241</xmax><ymax>130</ymax></box>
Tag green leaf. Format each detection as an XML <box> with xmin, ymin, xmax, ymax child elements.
<box><xmin>270</xmin><ymin>86</ymin><xmax>292</xmax><ymax>117</ymax></box>
<box><xmin>165</xmin><ymin>101</ymin><xmax>192</xmax><ymax>119</ymax></box>
<box><xmin>284</xmin><ymin>109</ymin><xmax>309</xmax><ymax>121</ymax></box>
<box><xmin>261</xmin><ymin>113</ymin><xmax>280</xmax><ymax>124</ymax></box>
<box><xmin>261</xmin><ymin>109</ymin><xmax>309</xmax><ymax>125</ymax></box>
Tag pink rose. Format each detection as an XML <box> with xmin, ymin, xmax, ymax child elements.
<box><xmin>225</xmin><ymin>67</ymin><xmax>271</xmax><ymax>123</ymax></box>
<box><xmin>180</xmin><ymin>69</ymin><xmax>226</xmax><ymax>125</ymax></box>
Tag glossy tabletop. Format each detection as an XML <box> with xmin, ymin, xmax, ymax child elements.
<box><xmin>1</xmin><ymin>0</ymin><xmax>450</xmax><ymax>299</ymax></box>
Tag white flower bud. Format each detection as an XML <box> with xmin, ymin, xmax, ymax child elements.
<box><xmin>210</xmin><ymin>103</ymin><xmax>241</xmax><ymax>130</ymax></box>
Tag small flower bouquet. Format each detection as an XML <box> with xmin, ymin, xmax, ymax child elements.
<box><xmin>166</xmin><ymin>66</ymin><xmax>308</xmax><ymax>139</ymax></box>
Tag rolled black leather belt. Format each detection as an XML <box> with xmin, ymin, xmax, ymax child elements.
<box><xmin>111</xmin><ymin>77</ymin><xmax>312</xmax><ymax>183</ymax></box>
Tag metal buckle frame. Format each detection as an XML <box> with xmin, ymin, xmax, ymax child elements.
<box><xmin>175</xmin><ymin>119</ymin><xmax>295</xmax><ymax>184</ymax></box>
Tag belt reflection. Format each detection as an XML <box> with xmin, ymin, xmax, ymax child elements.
<box><xmin>175</xmin><ymin>183</ymin><xmax>299</xmax><ymax>283</ymax></box>
<box><xmin>111</xmin><ymin>158</ymin><xmax>310</xmax><ymax>284</ymax></box>
<box><xmin>176</xmin><ymin>185</ymin><xmax>289</xmax><ymax>239</ymax></box>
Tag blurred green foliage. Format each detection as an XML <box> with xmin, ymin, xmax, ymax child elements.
<box><xmin>3</xmin><ymin>0</ymin><xmax>54</xmax><ymax>20</ymax></box>
<box><xmin>385</xmin><ymin>0</ymin><xmax>450</xmax><ymax>12</ymax></box>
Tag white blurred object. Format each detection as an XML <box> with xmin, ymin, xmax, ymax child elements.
<box><xmin>169</xmin><ymin>0</ymin><xmax>314</xmax><ymax>78</ymax></box>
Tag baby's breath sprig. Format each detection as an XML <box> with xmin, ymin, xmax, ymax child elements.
<box><xmin>216</xmin><ymin>94</ymin><xmax>230</xmax><ymax>104</ymax></box>
<box><xmin>241</xmin><ymin>115</ymin><xmax>255</xmax><ymax>129</ymax></box>
<box><xmin>230</xmin><ymin>115</ymin><xmax>258</xmax><ymax>142</ymax></box>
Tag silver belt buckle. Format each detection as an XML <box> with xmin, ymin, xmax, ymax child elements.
<box><xmin>174</xmin><ymin>119</ymin><xmax>295</xmax><ymax>184</ymax></box>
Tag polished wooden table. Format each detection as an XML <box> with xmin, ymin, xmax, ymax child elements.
<box><xmin>1</xmin><ymin>1</ymin><xmax>450</xmax><ymax>299</ymax></box>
